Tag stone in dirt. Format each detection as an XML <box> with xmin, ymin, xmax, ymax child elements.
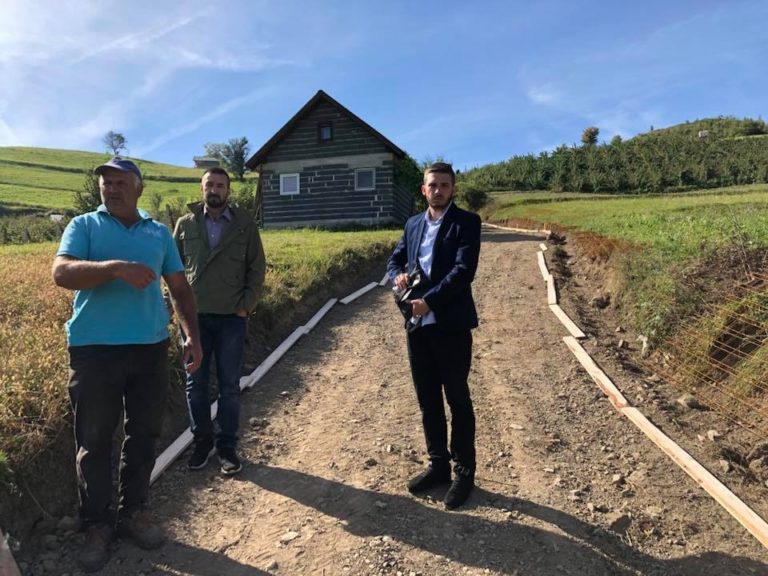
<box><xmin>706</xmin><ymin>429</ymin><xmax>722</xmax><ymax>442</ymax></box>
<box><xmin>279</xmin><ymin>531</ymin><xmax>300</xmax><ymax>544</ymax></box>
<box><xmin>676</xmin><ymin>393</ymin><xmax>703</xmax><ymax>410</ymax></box>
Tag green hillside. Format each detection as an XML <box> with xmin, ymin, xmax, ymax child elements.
<box><xmin>459</xmin><ymin>116</ymin><xmax>768</xmax><ymax>194</ymax></box>
<box><xmin>0</xmin><ymin>146</ymin><xmax>212</xmax><ymax>211</ymax></box>
<box><xmin>636</xmin><ymin>115</ymin><xmax>767</xmax><ymax>141</ymax></box>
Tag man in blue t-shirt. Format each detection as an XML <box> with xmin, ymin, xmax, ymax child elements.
<box><xmin>53</xmin><ymin>157</ymin><xmax>202</xmax><ymax>573</ymax></box>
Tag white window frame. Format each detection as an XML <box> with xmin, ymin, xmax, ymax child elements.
<box><xmin>355</xmin><ymin>168</ymin><xmax>375</xmax><ymax>191</ymax></box>
<box><xmin>280</xmin><ymin>173</ymin><xmax>300</xmax><ymax>196</ymax></box>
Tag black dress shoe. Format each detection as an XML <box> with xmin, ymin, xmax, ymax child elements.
<box><xmin>407</xmin><ymin>465</ymin><xmax>451</xmax><ymax>493</ymax></box>
<box><xmin>444</xmin><ymin>473</ymin><xmax>474</xmax><ymax>509</ymax></box>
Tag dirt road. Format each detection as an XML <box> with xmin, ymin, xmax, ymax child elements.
<box><xmin>33</xmin><ymin>227</ymin><xmax>768</xmax><ymax>575</ymax></box>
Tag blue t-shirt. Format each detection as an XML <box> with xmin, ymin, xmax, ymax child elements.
<box><xmin>57</xmin><ymin>205</ymin><xmax>184</xmax><ymax>346</ymax></box>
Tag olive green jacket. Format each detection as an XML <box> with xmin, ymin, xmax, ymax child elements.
<box><xmin>173</xmin><ymin>203</ymin><xmax>266</xmax><ymax>315</ymax></box>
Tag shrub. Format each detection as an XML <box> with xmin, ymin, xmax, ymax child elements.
<box><xmin>460</xmin><ymin>185</ymin><xmax>489</xmax><ymax>211</ymax></box>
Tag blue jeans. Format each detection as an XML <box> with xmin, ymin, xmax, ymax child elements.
<box><xmin>186</xmin><ymin>314</ymin><xmax>247</xmax><ymax>450</ymax></box>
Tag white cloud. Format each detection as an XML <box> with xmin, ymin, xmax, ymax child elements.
<box><xmin>69</xmin><ymin>10</ymin><xmax>210</xmax><ymax>65</ymax></box>
<box><xmin>527</xmin><ymin>84</ymin><xmax>561</xmax><ymax>105</ymax></box>
<box><xmin>133</xmin><ymin>87</ymin><xmax>276</xmax><ymax>157</ymax></box>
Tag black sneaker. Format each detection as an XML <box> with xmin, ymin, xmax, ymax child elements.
<box><xmin>187</xmin><ymin>438</ymin><xmax>214</xmax><ymax>470</ymax></box>
<box><xmin>218</xmin><ymin>447</ymin><xmax>243</xmax><ymax>476</ymax></box>
<box><xmin>444</xmin><ymin>471</ymin><xmax>474</xmax><ymax>509</ymax></box>
<box><xmin>78</xmin><ymin>523</ymin><xmax>113</xmax><ymax>573</ymax></box>
<box><xmin>407</xmin><ymin>465</ymin><xmax>451</xmax><ymax>494</ymax></box>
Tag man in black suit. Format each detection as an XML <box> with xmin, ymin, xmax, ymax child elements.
<box><xmin>386</xmin><ymin>162</ymin><xmax>481</xmax><ymax>509</ymax></box>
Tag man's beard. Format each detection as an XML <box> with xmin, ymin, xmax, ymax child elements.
<box><xmin>205</xmin><ymin>194</ymin><xmax>225</xmax><ymax>208</ymax></box>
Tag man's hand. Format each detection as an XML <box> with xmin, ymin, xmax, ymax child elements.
<box><xmin>181</xmin><ymin>337</ymin><xmax>203</xmax><ymax>374</ymax></box>
<box><xmin>114</xmin><ymin>262</ymin><xmax>157</xmax><ymax>289</ymax></box>
<box><xmin>409</xmin><ymin>298</ymin><xmax>430</xmax><ymax>318</ymax></box>
<box><xmin>236</xmin><ymin>309</ymin><xmax>249</xmax><ymax>318</ymax></box>
<box><xmin>394</xmin><ymin>272</ymin><xmax>409</xmax><ymax>291</ymax></box>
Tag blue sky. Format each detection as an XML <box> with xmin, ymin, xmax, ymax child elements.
<box><xmin>1</xmin><ymin>0</ymin><xmax>766</xmax><ymax>171</ymax></box>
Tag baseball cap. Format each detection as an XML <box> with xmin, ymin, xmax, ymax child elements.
<box><xmin>94</xmin><ymin>157</ymin><xmax>142</xmax><ymax>181</ymax></box>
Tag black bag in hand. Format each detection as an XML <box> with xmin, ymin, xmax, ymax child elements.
<box><xmin>392</xmin><ymin>267</ymin><xmax>430</xmax><ymax>329</ymax></box>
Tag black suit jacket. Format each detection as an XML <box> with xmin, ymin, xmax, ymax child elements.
<box><xmin>387</xmin><ymin>203</ymin><xmax>481</xmax><ymax>331</ymax></box>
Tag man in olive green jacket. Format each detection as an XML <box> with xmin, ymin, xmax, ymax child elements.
<box><xmin>173</xmin><ymin>167</ymin><xmax>266</xmax><ymax>475</ymax></box>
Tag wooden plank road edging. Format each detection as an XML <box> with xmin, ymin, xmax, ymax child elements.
<box><xmin>483</xmin><ymin>222</ymin><xmax>551</xmax><ymax>236</ymax></box>
<box><xmin>561</xmin><ymin>334</ymin><xmax>768</xmax><ymax>549</ymax></box>
<box><xmin>152</xmin><ymin>283</ymin><xmax>378</xmax><ymax>484</ymax></box>
<box><xmin>549</xmin><ymin>304</ymin><xmax>586</xmax><ymax>339</ymax></box>
<box><xmin>304</xmin><ymin>298</ymin><xmax>338</xmax><ymax>334</ymax></box>
<box><xmin>340</xmin><ymin>282</ymin><xmax>378</xmax><ymax>305</ymax></box>
<box><xmin>621</xmin><ymin>407</ymin><xmax>768</xmax><ymax>549</ymax></box>
<box><xmin>537</xmin><ymin>251</ymin><xmax>549</xmax><ymax>282</ymax></box>
<box><xmin>562</xmin><ymin>336</ymin><xmax>629</xmax><ymax>409</ymax></box>
<box><xmin>241</xmin><ymin>327</ymin><xmax>306</xmax><ymax>389</ymax></box>
<box><xmin>546</xmin><ymin>274</ymin><xmax>557</xmax><ymax>306</ymax></box>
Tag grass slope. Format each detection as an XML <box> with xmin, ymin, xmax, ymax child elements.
<box><xmin>0</xmin><ymin>146</ymin><xmax>249</xmax><ymax>211</ymax></box>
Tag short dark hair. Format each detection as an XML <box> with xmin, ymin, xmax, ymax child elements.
<box><xmin>423</xmin><ymin>162</ymin><xmax>455</xmax><ymax>185</ymax></box>
<box><xmin>202</xmin><ymin>166</ymin><xmax>230</xmax><ymax>187</ymax></box>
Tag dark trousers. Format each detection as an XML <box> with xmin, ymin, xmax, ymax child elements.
<box><xmin>68</xmin><ymin>340</ymin><xmax>169</xmax><ymax>527</ymax></box>
<box><xmin>406</xmin><ymin>325</ymin><xmax>476</xmax><ymax>473</ymax></box>
<box><xmin>185</xmin><ymin>314</ymin><xmax>246</xmax><ymax>450</ymax></box>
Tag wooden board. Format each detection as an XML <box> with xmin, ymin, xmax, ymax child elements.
<box><xmin>562</xmin><ymin>336</ymin><xmax>629</xmax><ymax>409</ymax></box>
<box><xmin>546</xmin><ymin>274</ymin><xmax>557</xmax><ymax>305</ymax></box>
<box><xmin>539</xmin><ymin>243</ymin><xmax>548</xmax><ymax>252</ymax></box>
<box><xmin>150</xmin><ymin>427</ymin><xmax>194</xmax><ymax>484</ymax></box>
<box><xmin>483</xmin><ymin>222</ymin><xmax>551</xmax><ymax>236</ymax></box>
<box><xmin>340</xmin><ymin>282</ymin><xmax>378</xmax><ymax>305</ymax></box>
<box><xmin>304</xmin><ymin>299</ymin><xmax>338</xmax><ymax>333</ymax></box>
<box><xmin>622</xmin><ymin>407</ymin><xmax>768</xmax><ymax>549</ymax></box>
<box><xmin>242</xmin><ymin>327</ymin><xmax>306</xmax><ymax>389</ymax></box>
<box><xmin>549</xmin><ymin>304</ymin><xmax>586</xmax><ymax>339</ymax></box>
<box><xmin>537</xmin><ymin>251</ymin><xmax>549</xmax><ymax>281</ymax></box>
<box><xmin>379</xmin><ymin>272</ymin><xmax>390</xmax><ymax>287</ymax></box>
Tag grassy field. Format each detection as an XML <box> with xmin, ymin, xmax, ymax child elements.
<box><xmin>0</xmin><ymin>146</ymin><xmax>252</xmax><ymax>211</ymax></box>
<box><xmin>487</xmin><ymin>184</ymin><xmax>768</xmax><ymax>258</ymax></box>
<box><xmin>0</xmin><ymin>147</ymin><xmax>203</xmax><ymax>178</ymax></box>
<box><xmin>485</xmin><ymin>183</ymin><xmax>768</xmax><ymax>345</ymax></box>
<box><xmin>0</xmin><ymin>228</ymin><xmax>400</xmax><ymax>474</ymax></box>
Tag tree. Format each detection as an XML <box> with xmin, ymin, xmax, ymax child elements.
<box><xmin>103</xmin><ymin>131</ymin><xmax>127</xmax><ymax>155</ymax></box>
<box><xmin>73</xmin><ymin>170</ymin><xmax>101</xmax><ymax>214</ymax></box>
<box><xmin>610</xmin><ymin>134</ymin><xmax>623</xmax><ymax>146</ymax></box>
<box><xmin>581</xmin><ymin>126</ymin><xmax>599</xmax><ymax>146</ymax></box>
<box><xmin>204</xmin><ymin>137</ymin><xmax>250</xmax><ymax>180</ymax></box>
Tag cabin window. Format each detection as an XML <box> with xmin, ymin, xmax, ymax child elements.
<box><xmin>280</xmin><ymin>173</ymin><xmax>300</xmax><ymax>195</ymax></box>
<box><xmin>355</xmin><ymin>168</ymin><xmax>375</xmax><ymax>191</ymax></box>
<box><xmin>318</xmin><ymin>122</ymin><xmax>333</xmax><ymax>142</ymax></box>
